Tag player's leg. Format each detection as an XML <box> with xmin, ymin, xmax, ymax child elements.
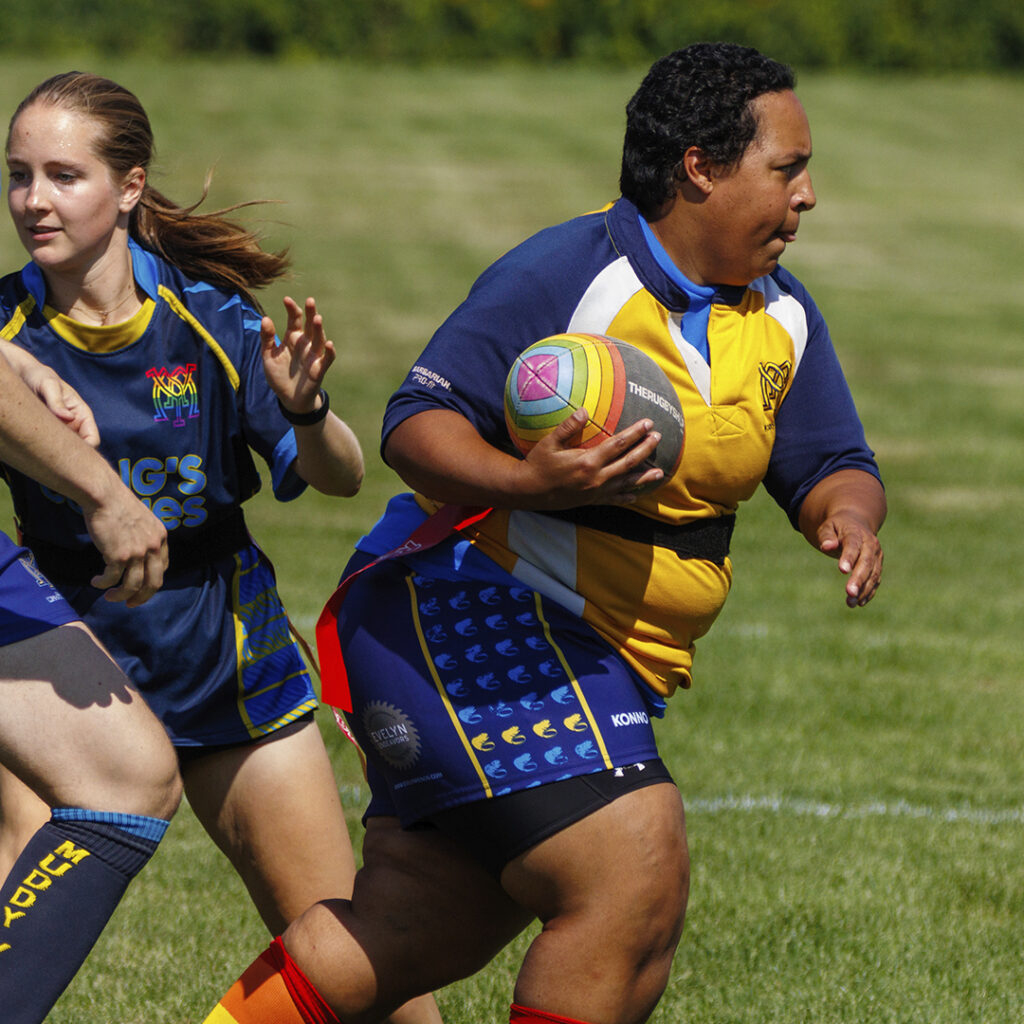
<box><xmin>205</xmin><ymin>814</ymin><xmax>534</xmax><ymax>1023</ymax></box>
<box><xmin>0</xmin><ymin>622</ymin><xmax>181</xmax><ymax>816</ymax></box>
<box><xmin>501</xmin><ymin>781</ymin><xmax>688</xmax><ymax>1024</ymax></box>
<box><xmin>204</xmin><ymin>782</ymin><xmax>686</xmax><ymax>1024</ymax></box>
<box><xmin>0</xmin><ymin>763</ymin><xmax>49</xmax><ymax>879</ymax></box>
<box><xmin>0</xmin><ymin>622</ymin><xmax>182</xmax><ymax>1024</ymax></box>
<box><xmin>182</xmin><ymin>718</ymin><xmax>444</xmax><ymax>1024</ymax></box>
<box><xmin>181</xmin><ymin>718</ymin><xmax>356</xmax><ymax>934</ymax></box>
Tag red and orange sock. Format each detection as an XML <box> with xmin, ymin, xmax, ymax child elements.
<box><xmin>510</xmin><ymin>1003</ymin><xmax>594</xmax><ymax>1024</ymax></box>
<box><xmin>204</xmin><ymin>937</ymin><xmax>338</xmax><ymax>1024</ymax></box>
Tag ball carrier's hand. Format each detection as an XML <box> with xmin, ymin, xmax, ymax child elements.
<box><xmin>518</xmin><ymin>407</ymin><xmax>664</xmax><ymax>508</ymax></box>
<box><xmin>385</xmin><ymin>407</ymin><xmax>663</xmax><ymax>511</ymax></box>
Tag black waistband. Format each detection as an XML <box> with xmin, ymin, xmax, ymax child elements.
<box><xmin>23</xmin><ymin>508</ymin><xmax>251</xmax><ymax>586</ymax></box>
<box><xmin>541</xmin><ymin>506</ymin><xmax>735</xmax><ymax>565</ymax></box>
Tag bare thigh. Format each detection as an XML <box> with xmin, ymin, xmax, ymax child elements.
<box><xmin>284</xmin><ymin>786</ymin><xmax>687</xmax><ymax>1024</ymax></box>
<box><xmin>0</xmin><ymin>623</ymin><xmax>180</xmax><ymax>819</ymax></box>
<box><xmin>182</xmin><ymin>718</ymin><xmax>357</xmax><ymax>935</ymax></box>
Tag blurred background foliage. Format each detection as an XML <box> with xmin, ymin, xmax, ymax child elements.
<box><xmin>2</xmin><ymin>0</ymin><xmax>1023</xmax><ymax>70</ymax></box>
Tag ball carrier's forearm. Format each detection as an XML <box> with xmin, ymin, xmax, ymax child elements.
<box><xmin>385</xmin><ymin>407</ymin><xmax>664</xmax><ymax>511</ymax></box>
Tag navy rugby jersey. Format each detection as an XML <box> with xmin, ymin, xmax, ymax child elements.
<box><xmin>369</xmin><ymin>197</ymin><xmax>881</xmax><ymax>698</ymax></box>
<box><xmin>0</xmin><ymin>242</ymin><xmax>314</xmax><ymax>745</ymax></box>
<box><xmin>0</xmin><ymin>240</ymin><xmax>304</xmax><ymax>551</ymax></box>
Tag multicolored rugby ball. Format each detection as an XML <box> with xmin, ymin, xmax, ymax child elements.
<box><xmin>503</xmin><ymin>332</ymin><xmax>684</xmax><ymax>491</ymax></box>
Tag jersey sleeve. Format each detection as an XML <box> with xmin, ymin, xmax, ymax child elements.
<box><xmin>381</xmin><ymin>223</ymin><xmax>601</xmax><ymax>462</ymax></box>
<box><xmin>233</xmin><ymin>299</ymin><xmax>307</xmax><ymax>502</ymax></box>
<box><xmin>763</xmin><ymin>275</ymin><xmax>882</xmax><ymax>528</ymax></box>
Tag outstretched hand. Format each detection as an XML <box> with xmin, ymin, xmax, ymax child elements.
<box><xmin>261</xmin><ymin>296</ymin><xmax>336</xmax><ymax>416</ymax></box>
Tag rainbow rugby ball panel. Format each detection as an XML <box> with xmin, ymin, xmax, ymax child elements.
<box><xmin>504</xmin><ymin>332</ymin><xmax>684</xmax><ymax>485</ymax></box>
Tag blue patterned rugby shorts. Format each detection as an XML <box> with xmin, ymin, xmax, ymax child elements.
<box><xmin>0</xmin><ymin>533</ymin><xmax>79</xmax><ymax>646</ymax></box>
<box><xmin>335</xmin><ymin>550</ymin><xmax>663</xmax><ymax>826</ymax></box>
<box><xmin>61</xmin><ymin>542</ymin><xmax>316</xmax><ymax>748</ymax></box>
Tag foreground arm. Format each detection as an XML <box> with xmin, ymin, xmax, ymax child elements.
<box><xmin>385</xmin><ymin>406</ymin><xmax>664</xmax><ymax>511</ymax></box>
<box><xmin>797</xmin><ymin>468</ymin><xmax>886</xmax><ymax>608</ymax></box>
<box><xmin>0</xmin><ymin>339</ymin><xmax>100</xmax><ymax>446</ymax></box>
<box><xmin>261</xmin><ymin>296</ymin><xmax>363</xmax><ymax>497</ymax></box>
<box><xmin>0</xmin><ymin>352</ymin><xmax>167</xmax><ymax>605</ymax></box>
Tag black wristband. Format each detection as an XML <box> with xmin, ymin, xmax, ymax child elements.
<box><xmin>278</xmin><ymin>389</ymin><xmax>329</xmax><ymax>426</ymax></box>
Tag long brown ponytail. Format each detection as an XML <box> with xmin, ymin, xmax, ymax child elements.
<box><xmin>7</xmin><ymin>72</ymin><xmax>290</xmax><ymax>310</ymax></box>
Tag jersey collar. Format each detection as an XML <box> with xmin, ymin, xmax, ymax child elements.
<box><xmin>636</xmin><ymin>214</ymin><xmax>716</xmax><ymax>310</ymax></box>
<box><xmin>606</xmin><ymin>197</ymin><xmax>747</xmax><ymax>308</ymax></box>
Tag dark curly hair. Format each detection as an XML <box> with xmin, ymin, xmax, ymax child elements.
<box><xmin>620</xmin><ymin>42</ymin><xmax>795</xmax><ymax>218</ymax></box>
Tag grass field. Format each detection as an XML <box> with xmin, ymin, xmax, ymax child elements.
<box><xmin>1</xmin><ymin>58</ymin><xmax>1023</xmax><ymax>1023</ymax></box>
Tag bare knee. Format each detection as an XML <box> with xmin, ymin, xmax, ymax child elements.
<box><xmin>130</xmin><ymin>741</ymin><xmax>182</xmax><ymax>821</ymax></box>
<box><xmin>67</xmin><ymin>732</ymin><xmax>182</xmax><ymax>821</ymax></box>
<box><xmin>81</xmin><ymin>691</ymin><xmax>182</xmax><ymax>820</ymax></box>
<box><xmin>282</xmin><ymin>899</ymin><xmax>385</xmax><ymax>1016</ymax></box>
<box><xmin>580</xmin><ymin>848</ymin><xmax>687</xmax><ymax>1007</ymax></box>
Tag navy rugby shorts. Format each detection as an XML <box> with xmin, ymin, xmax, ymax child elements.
<box><xmin>335</xmin><ymin>554</ymin><xmax>662</xmax><ymax>826</ymax></box>
<box><xmin>62</xmin><ymin>542</ymin><xmax>316</xmax><ymax>747</ymax></box>
<box><xmin>0</xmin><ymin>533</ymin><xmax>78</xmax><ymax>646</ymax></box>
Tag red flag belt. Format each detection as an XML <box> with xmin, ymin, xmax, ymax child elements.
<box><xmin>314</xmin><ymin>504</ymin><xmax>492</xmax><ymax>712</ymax></box>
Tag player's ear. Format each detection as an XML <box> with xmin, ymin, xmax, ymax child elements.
<box><xmin>676</xmin><ymin>146</ymin><xmax>715</xmax><ymax>196</ymax></box>
<box><xmin>119</xmin><ymin>166</ymin><xmax>146</xmax><ymax>213</ymax></box>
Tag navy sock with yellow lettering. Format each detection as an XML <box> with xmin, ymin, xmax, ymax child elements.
<box><xmin>0</xmin><ymin>808</ymin><xmax>168</xmax><ymax>1024</ymax></box>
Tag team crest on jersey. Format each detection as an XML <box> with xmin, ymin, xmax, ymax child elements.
<box><xmin>147</xmin><ymin>364</ymin><xmax>199</xmax><ymax>427</ymax></box>
<box><xmin>759</xmin><ymin>360</ymin><xmax>791</xmax><ymax>413</ymax></box>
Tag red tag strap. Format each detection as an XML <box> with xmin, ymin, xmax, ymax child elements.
<box><xmin>315</xmin><ymin>504</ymin><xmax>492</xmax><ymax>711</ymax></box>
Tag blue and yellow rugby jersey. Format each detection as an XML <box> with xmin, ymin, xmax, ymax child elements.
<box><xmin>0</xmin><ymin>241</ymin><xmax>315</xmax><ymax>745</ymax></box>
<box><xmin>370</xmin><ymin>197</ymin><xmax>881</xmax><ymax>700</ymax></box>
<box><xmin>0</xmin><ymin>239</ymin><xmax>303</xmax><ymax>546</ymax></box>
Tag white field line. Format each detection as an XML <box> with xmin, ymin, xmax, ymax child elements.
<box><xmin>684</xmin><ymin>794</ymin><xmax>1024</xmax><ymax>826</ymax></box>
<box><xmin>331</xmin><ymin>784</ymin><xmax>1024</xmax><ymax>826</ymax></box>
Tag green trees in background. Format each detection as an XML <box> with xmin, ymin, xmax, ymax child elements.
<box><xmin>3</xmin><ymin>0</ymin><xmax>1022</xmax><ymax>70</ymax></box>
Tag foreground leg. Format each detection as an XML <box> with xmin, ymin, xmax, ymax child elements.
<box><xmin>0</xmin><ymin>624</ymin><xmax>182</xmax><ymax>1024</ymax></box>
<box><xmin>0</xmin><ymin>764</ymin><xmax>48</xmax><ymax>879</ymax></box>
<box><xmin>205</xmin><ymin>816</ymin><xmax>533</xmax><ymax>1024</ymax></box>
<box><xmin>184</xmin><ymin>722</ymin><xmax>443</xmax><ymax>1023</ymax></box>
